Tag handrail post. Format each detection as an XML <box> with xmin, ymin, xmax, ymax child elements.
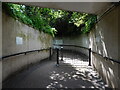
<box><xmin>49</xmin><ymin>47</ymin><xmax>52</xmax><ymax>60</ymax></box>
<box><xmin>56</xmin><ymin>48</ymin><xmax>59</xmax><ymax>66</ymax></box>
<box><xmin>89</xmin><ymin>48</ymin><xmax>91</xmax><ymax>66</ymax></box>
<box><xmin>61</xmin><ymin>47</ymin><xmax>63</xmax><ymax>61</ymax></box>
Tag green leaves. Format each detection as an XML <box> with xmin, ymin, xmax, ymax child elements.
<box><xmin>3</xmin><ymin>2</ymin><xmax>96</xmax><ymax>37</ymax></box>
<box><xmin>3</xmin><ymin>3</ymin><xmax>57</xmax><ymax>37</ymax></box>
<box><xmin>81</xmin><ymin>15</ymin><xmax>97</xmax><ymax>33</ymax></box>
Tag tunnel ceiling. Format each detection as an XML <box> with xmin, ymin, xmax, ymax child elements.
<box><xmin>2</xmin><ymin>1</ymin><xmax>112</xmax><ymax>14</ymax></box>
<box><xmin>18</xmin><ymin>2</ymin><xmax>112</xmax><ymax>14</ymax></box>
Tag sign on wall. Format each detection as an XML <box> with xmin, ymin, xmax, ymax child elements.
<box><xmin>54</xmin><ymin>40</ymin><xmax>63</xmax><ymax>45</ymax></box>
<box><xmin>53</xmin><ymin>40</ymin><xmax>63</xmax><ymax>49</ymax></box>
<box><xmin>16</xmin><ymin>37</ymin><xmax>23</xmax><ymax>45</ymax></box>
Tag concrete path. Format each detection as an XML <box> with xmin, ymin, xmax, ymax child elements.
<box><xmin>3</xmin><ymin>51</ymin><xmax>109</xmax><ymax>89</ymax></box>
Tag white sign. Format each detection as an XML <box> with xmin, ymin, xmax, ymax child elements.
<box><xmin>16</xmin><ymin>37</ymin><xmax>23</xmax><ymax>45</ymax></box>
<box><xmin>54</xmin><ymin>40</ymin><xmax>63</xmax><ymax>45</ymax></box>
<box><xmin>53</xmin><ymin>40</ymin><xmax>63</xmax><ymax>49</ymax></box>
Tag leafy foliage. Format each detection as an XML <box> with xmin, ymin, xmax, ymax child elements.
<box><xmin>3</xmin><ymin>3</ymin><xmax>97</xmax><ymax>37</ymax></box>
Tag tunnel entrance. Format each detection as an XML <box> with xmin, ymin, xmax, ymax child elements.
<box><xmin>2</xmin><ymin>2</ymin><xmax>120</xmax><ymax>89</ymax></box>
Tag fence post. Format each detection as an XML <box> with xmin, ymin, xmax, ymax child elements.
<box><xmin>61</xmin><ymin>47</ymin><xmax>63</xmax><ymax>61</ymax></box>
<box><xmin>49</xmin><ymin>47</ymin><xmax>52</xmax><ymax>60</ymax></box>
<box><xmin>56</xmin><ymin>48</ymin><xmax>59</xmax><ymax>66</ymax></box>
<box><xmin>89</xmin><ymin>48</ymin><xmax>91</xmax><ymax>66</ymax></box>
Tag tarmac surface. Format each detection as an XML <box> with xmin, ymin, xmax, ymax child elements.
<box><xmin>3</xmin><ymin>51</ymin><xmax>109</xmax><ymax>89</ymax></box>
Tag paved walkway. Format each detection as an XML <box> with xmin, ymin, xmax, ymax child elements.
<box><xmin>3</xmin><ymin>51</ymin><xmax>109</xmax><ymax>89</ymax></box>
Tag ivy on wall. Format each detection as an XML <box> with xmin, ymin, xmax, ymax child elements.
<box><xmin>3</xmin><ymin>3</ymin><xmax>97</xmax><ymax>37</ymax></box>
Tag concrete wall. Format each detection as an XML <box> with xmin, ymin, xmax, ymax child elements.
<box><xmin>89</xmin><ymin>5</ymin><xmax>120</xmax><ymax>89</ymax></box>
<box><xmin>55</xmin><ymin>34</ymin><xmax>90</xmax><ymax>56</ymax></box>
<box><xmin>119</xmin><ymin>5</ymin><xmax>120</xmax><ymax>90</ymax></box>
<box><xmin>55</xmin><ymin>5</ymin><xmax>120</xmax><ymax>89</ymax></box>
<box><xmin>0</xmin><ymin>2</ymin><xmax>2</xmax><ymax>90</ymax></box>
<box><xmin>2</xmin><ymin>12</ymin><xmax>53</xmax><ymax>81</ymax></box>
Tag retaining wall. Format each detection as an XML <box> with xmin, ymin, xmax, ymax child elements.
<box><xmin>55</xmin><ymin>5</ymin><xmax>120</xmax><ymax>89</ymax></box>
<box><xmin>2</xmin><ymin>12</ymin><xmax>53</xmax><ymax>81</ymax></box>
<box><xmin>89</xmin><ymin>5</ymin><xmax>120</xmax><ymax>89</ymax></box>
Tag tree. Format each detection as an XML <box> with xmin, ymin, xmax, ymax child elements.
<box><xmin>3</xmin><ymin>2</ymin><xmax>97</xmax><ymax>37</ymax></box>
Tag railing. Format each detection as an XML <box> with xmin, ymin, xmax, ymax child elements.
<box><xmin>1</xmin><ymin>45</ymin><xmax>119</xmax><ymax>65</ymax></box>
<box><xmin>2</xmin><ymin>47</ymin><xmax>52</xmax><ymax>60</ymax></box>
<box><xmin>53</xmin><ymin>44</ymin><xmax>120</xmax><ymax>65</ymax></box>
<box><xmin>53</xmin><ymin>44</ymin><xmax>91</xmax><ymax>66</ymax></box>
<box><xmin>58</xmin><ymin>44</ymin><xmax>89</xmax><ymax>50</ymax></box>
<box><xmin>92</xmin><ymin>51</ymin><xmax>120</xmax><ymax>64</ymax></box>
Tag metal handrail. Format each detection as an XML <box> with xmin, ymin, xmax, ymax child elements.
<box><xmin>2</xmin><ymin>48</ymin><xmax>51</xmax><ymax>60</ymax></box>
<box><xmin>53</xmin><ymin>44</ymin><xmax>89</xmax><ymax>50</ymax></box>
<box><xmin>54</xmin><ymin>44</ymin><xmax>120</xmax><ymax>64</ymax></box>
<box><xmin>92</xmin><ymin>51</ymin><xmax>120</xmax><ymax>64</ymax></box>
<box><xmin>54</xmin><ymin>44</ymin><xmax>91</xmax><ymax>66</ymax></box>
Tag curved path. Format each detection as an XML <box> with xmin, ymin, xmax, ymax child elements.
<box><xmin>3</xmin><ymin>51</ymin><xmax>109</xmax><ymax>89</ymax></box>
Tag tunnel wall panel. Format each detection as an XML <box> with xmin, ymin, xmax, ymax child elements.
<box><xmin>0</xmin><ymin>2</ymin><xmax>2</xmax><ymax>89</ymax></box>
<box><xmin>55</xmin><ymin>34</ymin><xmax>90</xmax><ymax>56</ymax></box>
<box><xmin>89</xmin><ymin>5</ymin><xmax>119</xmax><ymax>88</ymax></box>
<box><xmin>2</xmin><ymin>12</ymin><xmax>52</xmax><ymax>81</ymax></box>
<box><xmin>55</xmin><ymin>5</ymin><xmax>120</xmax><ymax>89</ymax></box>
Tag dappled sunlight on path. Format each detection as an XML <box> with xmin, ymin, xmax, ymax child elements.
<box><xmin>3</xmin><ymin>51</ymin><xmax>109</xmax><ymax>89</ymax></box>
<box><xmin>46</xmin><ymin>56</ymin><xmax>108</xmax><ymax>89</ymax></box>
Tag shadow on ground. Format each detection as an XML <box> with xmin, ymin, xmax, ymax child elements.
<box><xmin>3</xmin><ymin>51</ymin><xmax>109</xmax><ymax>89</ymax></box>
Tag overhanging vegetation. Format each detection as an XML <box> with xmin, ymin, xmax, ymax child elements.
<box><xmin>3</xmin><ymin>3</ymin><xmax>97</xmax><ymax>37</ymax></box>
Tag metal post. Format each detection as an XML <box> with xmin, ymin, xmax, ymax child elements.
<box><xmin>56</xmin><ymin>48</ymin><xmax>59</xmax><ymax>66</ymax></box>
<box><xmin>49</xmin><ymin>47</ymin><xmax>52</xmax><ymax>60</ymax></box>
<box><xmin>61</xmin><ymin>47</ymin><xmax>63</xmax><ymax>61</ymax></box>
<box><xmin>89</xmin><ymin>48</ymin><xmax>91</xmax><ymax>66</ymax></box>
